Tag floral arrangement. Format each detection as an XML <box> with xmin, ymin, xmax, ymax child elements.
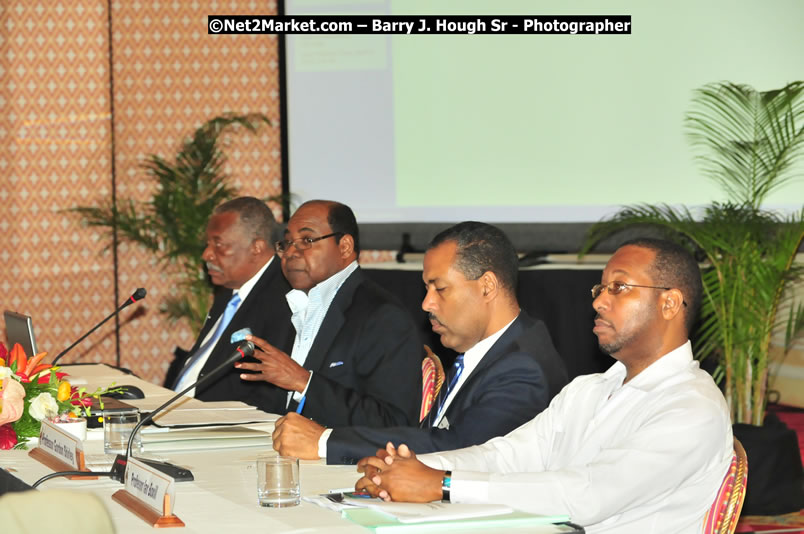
<box><xmin>0</xmin><ymin>342</ymin><xmax>121</xmax><ymax>449</ymax></box>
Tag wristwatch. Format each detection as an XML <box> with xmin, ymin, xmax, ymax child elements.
<box><xmin>441</xmin><ymin>470</ymin><xmax>452</xmax><ymax>502</ymax></box>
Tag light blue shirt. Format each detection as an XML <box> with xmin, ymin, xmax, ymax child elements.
<box><xmin>285</xmin><ymin>260</ymin><xmax>359</xmax><ymax>403</ymax></box>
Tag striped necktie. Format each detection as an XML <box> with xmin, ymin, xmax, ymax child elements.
<box><xmin>422</xmin><ymin>354</ymin><xmax>464</xmax><ymax>428</ymax></box>
<box><xmin>173</xmin><ymin>292</ymin><xmax>241</xmax><ymax>391</ymax></box>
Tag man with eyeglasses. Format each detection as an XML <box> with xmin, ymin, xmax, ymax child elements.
<box><xmin>354</xmin><ymin>238</ymin><xmax>733</xmax><ymax>534</ymax></box>
<box><xmin>234</xmin><ymin>200</ymin><xmax>422</xmax><ymax>427</ymax></box>
<box><xmin>167</xmin><ymin>197</ymin><xmax>294</xmax><ymax>412</ymax></box>
<box><xmin>271</xmin><ymin>221</ymin><xmax>568</xmax><ymax>464</ymax></box>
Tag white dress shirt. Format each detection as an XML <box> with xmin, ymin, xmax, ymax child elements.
<box><xmin>420</xmin><ymin>341</ymin><xmax>733</xmax><ymax>534</ymax></box>
<box><xmin>182</xmin><ymin>256</ymin><xmax>275</xmax><ymax>397</ymax></box>
<box><xmin>285</xmin><ymin>260</ymin><xmax>358</xmax><ymax>404</ymax></box>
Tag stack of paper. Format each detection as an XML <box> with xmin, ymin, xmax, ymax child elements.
<box><xmin>142</xmin><ymin>426</ymin><xmax>271</xmax><ymax>452</ymax></box>
<box><xmin>148</xmin><ymin>400</ymin><xmax>279</xmax><ymax>427</ymax></box>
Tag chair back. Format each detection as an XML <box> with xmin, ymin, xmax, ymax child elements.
<box><xmin>420</xmin><ymin>345</ymin><xmax>445</xmax><ymax>422</ymax></box>
<box><xmin>702</xmin><ymin>437</ymin><xmax>748</xmax><ymax>534</ymax></box>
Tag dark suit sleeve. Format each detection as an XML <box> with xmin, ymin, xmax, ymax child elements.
<box><xmin>301</xmin><ymin>302</ymin><xmax>423</xmax><ymax>428</ymax></box>
<box><xmin>326</xmin><ymin>349</ymin><xmax>551</xmax><ymax>464</ymax></box>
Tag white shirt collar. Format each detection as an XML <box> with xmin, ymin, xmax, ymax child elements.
<box><xmin>604</xmin><ymin>340</ymin><xmax>693</xmax><ymax>392</ymax></box>
<box><xmin>285</xmin><ymin>260</ymin><xmax>358</xmax><ymax>315</ymax></box>
<box><xmin>235</xmin><ymin>255</ymin><xmax>275</xmax><ymax>301</ymax></box>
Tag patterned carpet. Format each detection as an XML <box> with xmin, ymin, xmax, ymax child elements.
<box><xmin>736</xmin><ymin>405</ymin><xmax>804</xmax><ymax>533</ymax></box>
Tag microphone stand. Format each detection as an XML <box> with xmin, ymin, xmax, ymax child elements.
<box><xmin>52</xmin><ymin>288</ymin><xmax>147</xmax><ymax>366</ymax></box>
<box><xmin>110</xmin><ymin>340</ymin><xmax>255</xmax><ymax>483</ymax></box>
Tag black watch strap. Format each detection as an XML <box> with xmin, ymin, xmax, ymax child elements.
<box><xmin>441</xmin><ymin>470</ymin><xmax>452</xmax><ymax>502</ymax></box>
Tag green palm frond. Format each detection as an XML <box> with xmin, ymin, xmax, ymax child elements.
<box><xmin>584</xmin><ymin>82</ymin><xmax>804</xmax><ymax>425</ymax></box>
<box><xmin>685</xmin><ymin>82</ymin><xmax>804</xmax><ymax>207</ymax></box>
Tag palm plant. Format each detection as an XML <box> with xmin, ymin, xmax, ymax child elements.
<box><xmin>583</xmin><ymin>82</ymin><xmax>804</xmax><ymax>425</ymax></box>
<box><xmin>71</xmin><ymin>113</ymin><xmax>276</xmax><ymax>330</ymax></box>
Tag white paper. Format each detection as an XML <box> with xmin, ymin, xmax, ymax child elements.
<box><xmin>348</xmin><ymin>499</ymin><xmax>514</xmax><ymax>523</ymax></box>
<box><xmin>150</xmin><ymin>407</ymin><xmax>278</xmax><ymax>427</ymax></box>
<box><xmin>142</xmin><ymin>426</ymin><xmax>272</xmax><ymax>452</ymax></box>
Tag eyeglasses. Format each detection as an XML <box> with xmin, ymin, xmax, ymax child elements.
<box><xmin>592</xmin><ymin>281</ymin><xmax>672</xmax><ymax>299</ymax></box>
<box><xmin>274</xmin><ymin>232</ymin><xmax>343</xmax><ymax>256</ymax></box>
<box><xmin>591</xmin><ymin>281</ymin><xmax>687</xmax><ymax>307</ymax></box>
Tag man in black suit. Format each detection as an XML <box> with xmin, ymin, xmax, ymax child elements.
<box><xmin>236</xmin><ymin>200</ymin><xmax>422</xmax><ymax>427</ymax></box>
<box><xmin>168</xmin><ymin>197</ymin><xmax>293</xmax><ymax>412</ymax></box>
<box><xmin>271</xmin><ymin>221</ymin><xmax>568</xmax><ymax>464</ymax></box>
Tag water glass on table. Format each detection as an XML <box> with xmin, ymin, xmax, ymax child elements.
<box><xmin>256</xmin><ymin>453</ymin><xmax>300</xmax><ymax>507</ymax></box>
<box><xmin>103</xmin><ymin>408</ymin><xmax>143</xmax><ymax>455</ymax></box>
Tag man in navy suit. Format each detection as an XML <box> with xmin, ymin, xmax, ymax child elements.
<box><xmin>167</xmin><ymin>196</ymin><xmax>293</xmax><ymax>413</ymax></box>
<box><xmin>236</xmin><ymin>200</ymin><xmax>422</xmax><ymax>426</ymax></box>
<box><xmin>271</xmin><ymin>221</ymin><xmax>568</xmax><ymax>463</ymax></box>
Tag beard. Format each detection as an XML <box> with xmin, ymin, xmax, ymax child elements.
<box><xmin>596</xmin><ymin>300</ymin><xmax>656</xmax><ymax>356</ymax></box>
<box><xmin>598</xmin><ymin>328</ymin><xmax>635</xmax><ymax>355</ymax></box>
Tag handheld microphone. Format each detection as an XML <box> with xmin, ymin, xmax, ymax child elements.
<box><xmin>51</xmin><ymin>288</ymin><xmax>147</xmax><ymax>366</ymax></box>
<box><xmin>110</xmin><ymin>340</ymin><xmax>255</xmax><ymax>483</ymax></box>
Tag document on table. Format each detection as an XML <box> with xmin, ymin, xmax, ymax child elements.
<box><xmin>142</xmin><ymin>426</ymin><xmax>272</xmax><ymax>452</ymax></box>
<box><xmin>148</xmin><ymin>400</ymin><xmax>279</xmax><ymax>427</ymax></box>
<box><xmin>306</xmin><ymin>493</ymin><xmax>572</xmax><ymax>531</ymax></box>
<box><xmin>342</xmin><ymin>508</ymin><xmax>577</xmax><ymax>533</ymax></box>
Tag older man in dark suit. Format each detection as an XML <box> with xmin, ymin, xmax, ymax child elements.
<box><xmin>271</xmin><ymin>221</ymin><xmax>568</xmax><ymax>464</ymax></box>
<box><xmin>168</xmin><ymin>196</ymin><xmax>293</xmax><ymax>412</ymax></box>
<box><xmin>236</xmin><ymin>200</ymin><xmax>422</xmax><ymax>426</ymax></box>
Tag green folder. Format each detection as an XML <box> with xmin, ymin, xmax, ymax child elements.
<box><xmin>342</xmin><ymin>507</ymin><xmax>574</xmax><ymax>533</ymax></box>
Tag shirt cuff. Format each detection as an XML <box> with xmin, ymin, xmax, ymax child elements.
<box><xmin>447</xmin><ymin>471</ymin><xmax>491</xmax><ymax>504</ymax></box>
<box><xmin>318</xmin><ymin>428</ymin><xmax>333</xmax><ymax>459</ymax></box>
<box><xmin>292</xmin><ymin>370</ymin><xmax>313</xmax><ymax>402</ymax></box>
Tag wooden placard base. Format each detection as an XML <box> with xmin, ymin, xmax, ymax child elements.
<box><xmin>112</xmin><ymin>490</ymin><xmax>185</xmax><ymax>528</ymax></box>
<box><xmin>28</xmin><ymin>447</ymin><xmax>98</xmax><ymax>480</ymax></box>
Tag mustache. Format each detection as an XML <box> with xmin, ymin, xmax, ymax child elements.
<box><xmin>428</xmin><ymin>313</ymin><xmax>442</xmax><ymax>324</ymax></box>
<box><xmin>206</xmin><ymin>262</ymin><xmax>223</xmax><ymax>274</ymax></box>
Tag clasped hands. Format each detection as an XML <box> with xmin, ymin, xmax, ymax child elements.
<box><xmin>355</xmin><ymin>442</ymin><xmax>445</xmax><ymax>503</ymax></box>
<box><xmin>235</xmin><ymin>334</ymin><xmax>310</xmax><ymax>393</ymax></box>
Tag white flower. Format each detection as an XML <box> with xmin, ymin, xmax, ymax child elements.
<box><xmin>29</xmin><ymin>392</ymin><xmax>59</xmax><ymax>421</ymax></box>
<box><xmin>0</xmin><ymin>367</ymin><xmax>12</xmax><ymax>381</ymax></box>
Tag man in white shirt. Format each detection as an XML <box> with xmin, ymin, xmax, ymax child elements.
<box><xmin>235</xmin><ymin>200</ymin><xmax>422</xmax><ymax>426</ymax></box>
<box><xmin>355</xmin><ymin>237</ymin><xmax>733</xmax><ymax>534</ymax></box>
<box><xmin>271</xmin><ymin>222</ymin><xmax>568</xmax><ymax>463</ymax></box>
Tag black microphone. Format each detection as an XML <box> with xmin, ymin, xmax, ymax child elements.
<box><xmin>110</xmin><ymin>340</ymin><xmax>255</xmax><ymax>483</ymax></box>
<box><xmin>51</xmin><ymin>288</ymin><xmax>147</xmax><ymax>365</ymax></box>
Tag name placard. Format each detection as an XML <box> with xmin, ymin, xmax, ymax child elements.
<box><xmin>38</xmin><ymin>420</ymin><xmax>82</xmax><ymax>470</ymax></box>
<box><xmin>125</xmin><ymin>458</ymin><xmax>176</xmax><ymax>515</ymax></box>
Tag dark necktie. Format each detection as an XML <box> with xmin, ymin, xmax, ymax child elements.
<box><xmin>421</xmin><ymin>354</ymin><xmax>464</xmax><ymax>428</ymax></box>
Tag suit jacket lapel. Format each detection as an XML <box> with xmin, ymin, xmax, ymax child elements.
<box><xmin>301</xmin><ymin>268</ymin><xmax>363</xmax><ymax>373</ymax></box>
<box><xmin>188</xmin><ymin>287</ymin><xmax>233</xmax><ymax>355</ymax></box>
<box><xmin>443</xmin><ymin>313</ymin><xmax>527</xmax><ymax>417</ymax></box>
<box><xmin>199</xmin><ymin>259</ymin><xmax>286</xmax><ymax>373</ymax></box>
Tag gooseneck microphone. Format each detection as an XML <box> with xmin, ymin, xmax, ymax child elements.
<box><xmin>110</xmin><ymin>340</ymin><xmax>255</xmax><ymax>483</ymax></box>
<box><xmin>51</xmin><ymin>288</ymin><xmax>147</xmax><ymax>366</ymax></box>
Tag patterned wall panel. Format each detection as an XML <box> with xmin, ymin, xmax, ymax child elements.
<box><xmin>0</xmin><ymin>1</ymin><xmax>118</xmax><ymax>366</ymax></box>
<box><xmin>109</xmin><ymin>0</ymin><xmax>281</xmax><ymax>383</ymax></box>
<box><xmin>1</xmin><ymin>1</ymin><xmax>397</xmax><ymax>386</ymax></box>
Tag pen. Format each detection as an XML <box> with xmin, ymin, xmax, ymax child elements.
<box><xmin>328</xmin><ymin>487</ymin><xmax>356</xmax><ymax>493</ymax></box>
<box><xmin>296</xmin><ymin>396</ymin><xmax>306</xmax><ymax>414</ymax></box>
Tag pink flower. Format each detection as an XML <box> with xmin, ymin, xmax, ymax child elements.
<box><xmin>0</xmin><ymin>423</ymin><xmax>17</xmax><ymax>450</ymax></box>
<box><xmin>0</xmin><ymin>377</ymin><xmax>26</xmax><ymax>426</ymax></box>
